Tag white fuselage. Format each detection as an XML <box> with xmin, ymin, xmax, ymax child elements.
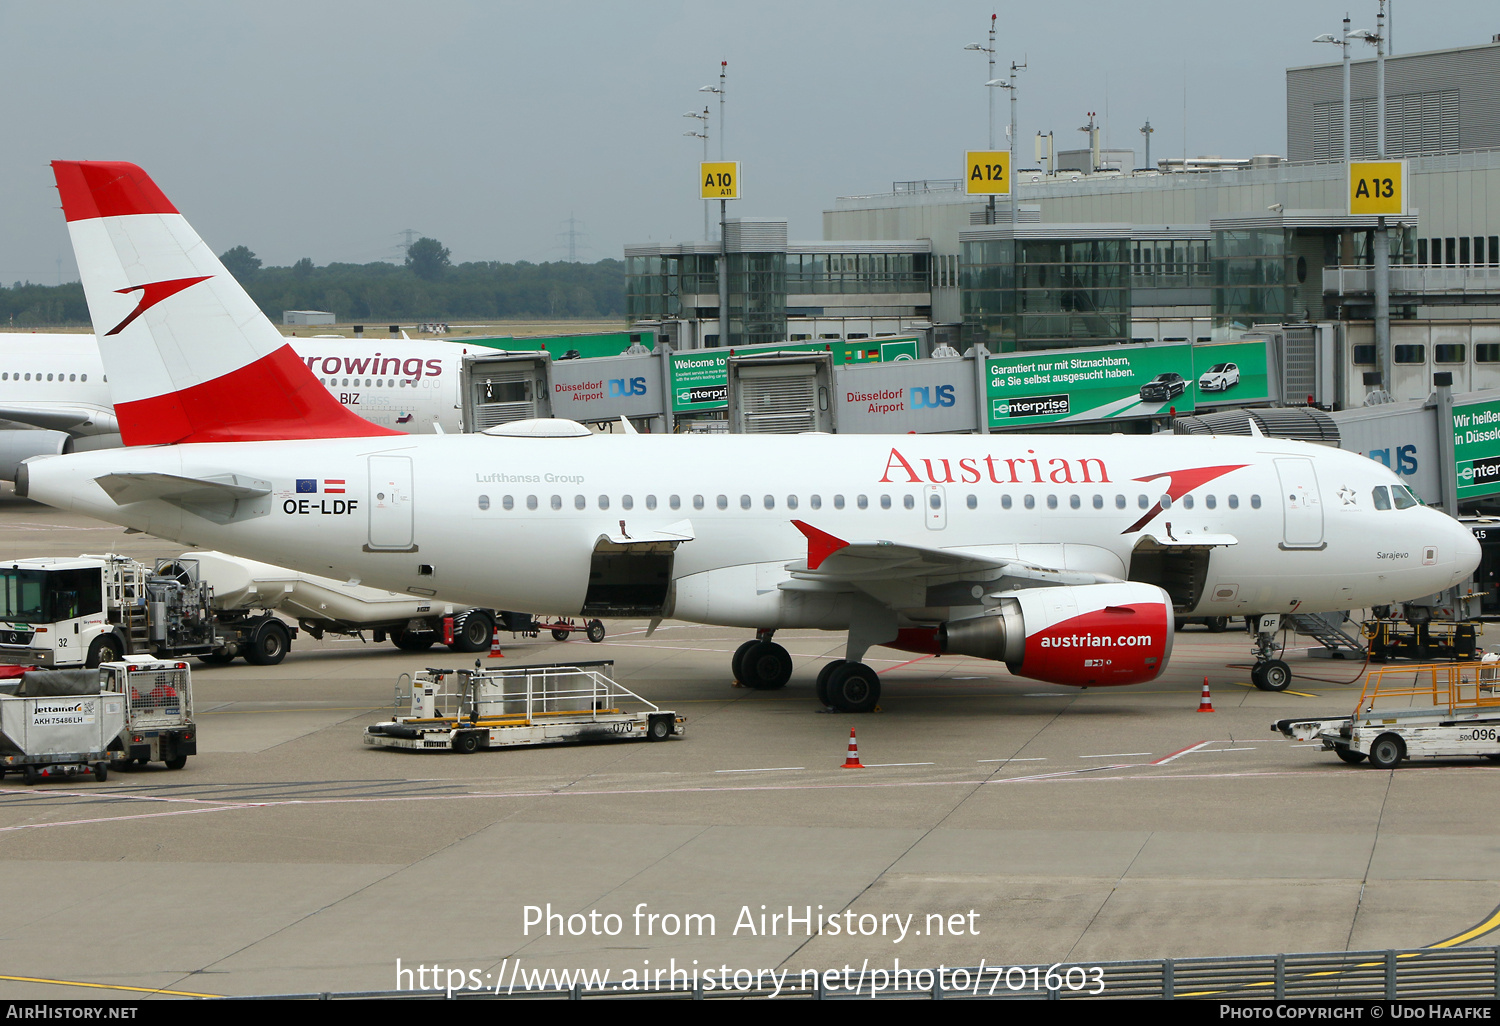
<box><xmin>0</xmin><ymin>334</ymin><xmax>471</xmax><ymax>436</ymax></box>
<box><xmin>22</xmin><ymin>431</ymin><xmax>1479</xmax><ymax>625</ymax></box>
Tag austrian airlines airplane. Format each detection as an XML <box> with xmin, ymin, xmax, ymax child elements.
<box><xmin>0</xmin><ymin>330</ymin><xmax>472</xmax><ymax>478</ymax></box>
<box><xmin>19</xmin><ymin>161</ymin><xmax>1482</xmax><ymax>711</ymax></box>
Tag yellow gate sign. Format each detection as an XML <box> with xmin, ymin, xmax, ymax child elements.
<box><xmin>1349</xmin><ymin>160</ymin><xmax>1407</xmax><ymax>216</ymax></box>
<box><xmin>701</xmin><ymin>162</ymin><xmax>739</xmax><ymax>200</ymax></box>
<box><xmin>966</xmin><ymin>151</ymin><xmax>1010</xmax><ymax>195</ymax></box>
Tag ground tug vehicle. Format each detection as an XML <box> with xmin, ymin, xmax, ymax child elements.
<box><xmin>0</xmin><ymin>658</ymin><xmax>195</xmax><ymax>783</ymax></box>
<box><xmin>0</xmin><ymin>552</ymin><xmax>498</xmax><ymax>668</ymax></box>
<box><xmin>1273</xmin><ymin>660</ymin><xmax>1500</xmax><ymax>768</ymax></box>
<box><xmin>364</xmin><ymin>660</ymin><xmax>682</xmax><ymax>753</ymax></box>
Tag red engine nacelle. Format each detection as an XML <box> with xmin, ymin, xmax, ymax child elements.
<box><xmin>938</xmin><ymin>582</ymin><xmax>1174</xmax><ymax>687</ymax></box>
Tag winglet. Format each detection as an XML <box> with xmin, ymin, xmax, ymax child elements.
<box><xmin>791</xmin><ymin>520</ymin><xmax>849</xmax><ymax>571</ymax></box>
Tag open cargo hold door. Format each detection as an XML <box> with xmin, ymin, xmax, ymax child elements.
<box><xmin>581</xmin><ymin>522</ymin><xmax>693</xmax><ymax>617</ymax></box>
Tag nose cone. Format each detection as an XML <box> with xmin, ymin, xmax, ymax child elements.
<box><xmin>1453</xmin><ymin>516</ymin><xmax>1482</xmax><ymax>583</ymax></box>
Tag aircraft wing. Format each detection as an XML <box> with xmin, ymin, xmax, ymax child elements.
<box><xmin>94</xmin><ymin>472</ymin><xmax>271</xmax><ymax>506</ymax></box>
<box><xmin>782</xmin><ymin>520</ymin><xmax>1114</xmax><ymax>610</ymax></box>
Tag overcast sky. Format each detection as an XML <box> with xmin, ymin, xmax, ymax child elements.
<box><xmin>0</xmin><ymin>1</ymin><xmax>1490</xmax><ymax>283</ymax></box>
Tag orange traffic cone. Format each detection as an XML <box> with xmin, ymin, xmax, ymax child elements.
<box><xmin>489</xmin><ymin>626</ymin><xmax>505</xmax><ymax>659</ymax></box>
<box><xmin>1197</xmin><ymin>678</ymin><xmax>1214</xmax><ymax>713</ymax></box>
<box><xmin>841</xmin><ymin>727</ymin><xmax>864</xmax><ymax>769</ymax></box>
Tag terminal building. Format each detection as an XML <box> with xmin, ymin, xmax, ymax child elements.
<box><xmin>609</xmin><ymin>35</ymin><xmax>1500</xmax><ymax>517</ymax></box>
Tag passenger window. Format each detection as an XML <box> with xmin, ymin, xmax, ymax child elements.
<box><xmin>477</xmin><ymin>495</ymin><xmax>490</xmax><ymax>510</ymax></box>
<box><xmin>575</xmin><ymin>495</ymin><xmax>586</xmax><ymax>510</ymax></box>
<box><xmin>597</xmin><ymin>495</ymin><xmax>609</xmax><ymax>510</ymax></box>
<box><xmin>1161</xmin><ymin>495</ymin><xmax>1173</xmax><ymax>509</ymax></box>
<box><xmin>1002</xmin><ymin>494</ymin><xmax>1012</xmax><ymax>510</ymax></box>
<box><xmin>834</xmin><ymin>495</ymin><xmax>845</xmax><ymax>509</ymax></box>
<box><xmin>1205</xmin><ymin>495</ymin><xmax>1216</xmax><ymax>509</ymax></box>
<box><xmin>1046</xmin><ymin>495</ymin><xmax>1058</xmax><ymax>510</ymax></box>
<box><xmin>693</xmin><ymin>495</ymin><xmax>704</xmax><ymax>510</ymax></box>
<box><xmin>1092</xmin><ymin>495</ymin><xmax>1103</xmax><ymax>509</ymax></box>
<box><xmin>645</xmin><ymin>495</ymin><xmax>656</xmax><ymax>510</ymax></box>
<box><xmin>1228</xmin><ymin>494</ymin><xmax>1239</xmax><ymax>509</ymax></box>
<box><xmin>809</xmin><ymin>495</ymin><xmax>821</xmax><ymax>510</ymax></box>
<box><xmin>786</xmin><ymin>495</ymin><xmax>798</xmax><ymax>510</ymax></box>
<box><xmin>1182</xmin><ymin>495</ymin><xmax>1194</xmax><ymax>509</ymax></box>
<box><xmin>1070</xmin><ymin>495</ymin><xmax>1081</xmax><ymax>510</ymax></box>
<box><xmin>966</xmin><ymin>494</ymin><xmax>977</xmax><ymax>510</ymax></box>
<box><xmin>621</xmin><ymin>495</ymin><xmax>633</xmax><ymax>511</ymax></box>
<box><xmin>740</xmin><ymin>495</ymin><xmax>752</xmax><ymax>510</ymax></box>
<box><xmin>526</xmin><ymin>495</ymin><xmax>538</xmax><ymax>511</ymax></box>
<box><xmin>930</xmin><ymin>493</ymin><xmax>942</xmax><ymax>509</ymax></box>
<box><xmin>880</xmin><ymin>495</ymin><xmax>891</xmax><ymax>510</ymax></box>
<box><xmin>1250</xmin><ymin>495</ymin><xmax>1262</xmax><ymax>509</ymax></box>
<box><xmin>716</xmin><ymin>495</ymin><xmax>728</xmax><ymax>510</ymax></box>
<box><xmin>1373</xmin><ymin>486</ymin><xmax>1391</xmax><ymax>510</ymax></box>
<box><xmin>502</xmin><ymin>495</ymin><xmax>514</xmax><ymax>511</ymax></box>
<box><xmin>903</xmin><ymin>495</ymin><xmax>914</xmax><ymax>510</ymax></box>
<box><xmin>764</xmin><ymin>495</ymin><xmax>776</xmax><ymax>510</ymax></box>
<box><xmin>1115</xmin><ymin>495</ymin><xmax>1126</xmax><ymax>509</ymax></box>
<box><xmin>1138</xmin><ymin>495</ymin><xmax>1149</xmax><ymax>509</ymax></box>
<box><xmin>1024</xmin><ymin>495</ymin><xmax>1035</xmax><ymax>510</ymax></box>
<box><xmin>857</xmin><ymin>495</ymin><xmax>868</xmax><ymax>509</ymax></box>
<box><xmin>551</xmin><ymin>495</ymin><xmax>562</xmax><ymax>510</ymax></box>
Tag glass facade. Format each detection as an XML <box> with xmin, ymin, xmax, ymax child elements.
<box><xmin>785</xmin><ymin>252</ymin><xmax>930</xmax><ymax>294</ymax></box>
<box><xmin>726</xmin><ymin>252</ymin><xmax>786</xmax><ymax>348</ymax></box>
<box><xmin>625</xmin><ymin>253</ymin><xmax>718</xmax><ymax>322</ymax></box>
<box><xmin>1212</xmin><ymin>228</ymin><xmax>1291</xmax><ymax>331</ymax></box>
<box><xmin>961</xmin><ymin>236</ymin><xmax>1130</xmax><ymax>352</ymax></box>
<box><xmin>1132</xmin><ymin>239</ymin><xmax>1211</xmax><ymax>288</ymax></box>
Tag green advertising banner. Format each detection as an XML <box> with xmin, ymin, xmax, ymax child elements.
<box><xmin>983</xmin><ymin>340</ymin><xmax>1271</xmax><ymax>428</ymax></box>
<box><xmin>1452</xmin><ymin>397</ymin><xmax>1500</xmax><ymax>500</ymax></box>
<box><xmin>670</xmin><ymin>351</ymin><xmax>731</xmax><ymax>412</ymax></box>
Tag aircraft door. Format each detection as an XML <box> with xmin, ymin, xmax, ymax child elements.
<box><xmin>1274</xmin><ymin>457</ymin><xmax>1324</xmax><ymax>549</ymax></box>
<box><xmin>925</xmin><ymin>484</ymin><xmax>947</xmax><ymax>530</ymax></box>
<box><xmin>367</xmin><ymin>454</ymin><xmax>416</xmax><ymax>552</ymax></box>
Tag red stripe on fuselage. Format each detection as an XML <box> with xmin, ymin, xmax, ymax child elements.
<box><xmin>114</xmin><ymin>344</ymin><xmax>402</xmax><ymax>445</ymax></box>
<box><xmin>52</xmin><ymin>161</ymin><xmax>179</xmax><ymax>222</ymax></box>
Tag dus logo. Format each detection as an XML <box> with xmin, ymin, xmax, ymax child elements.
<box><xmin>1368</xmin><ymin>443</ymin><xmax>1418</xmax><ymax>476</ymax></box>
<box><xmin>912</xmin><ymin>385</ymin><xmax>956</xmax><ymax>409</ymax></box>
<box><xmin>608</xmin><ymin>377</ymin><xmax>647</xmax><ymax>398</ymax></box>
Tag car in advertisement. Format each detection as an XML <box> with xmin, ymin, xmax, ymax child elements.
<box><xmin>1139</xmin><ymin>372</ymin><xmax>1187</xmax><ymax>402</ymax></box>
<box><xmin>1198</xmin><ymin>362</ymin><xmax>1240</xmax><ymax>393</ymax></box>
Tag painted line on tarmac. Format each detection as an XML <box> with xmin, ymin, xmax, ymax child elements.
<box><xmin>0</xmin><ymin>802</ymin><xmax>261</xmax><ymax>832</ymax></box>
<box><xmin>865</xmin><ymin>762</ymin><xmax>936</xmax><ymax>768</ymax></box>
<box><xmin>1080</xmin><ymin>752</ymin><xmax>1151</xmax><ymax>759</ymax></box>
<box><xmin>1153</xmin><ymin>741</ymin><xmax>1211</xmax><ymax>765</ymax></box>
<box><xmin>1231</xmin><ymin>682</ymin><xmax>1318</xmax><ymax>698</ymax></box>
<box><xmin>714</xmin><ymin>766</ymin><xmax>805</xmax><ymax>774</ymax></box>
<box><xmin>1429</xmin><ymin>899</ymin><xmax>1500</xmax><ymax>947</ymax></box>
<box><xmin>978</xmin><ymin>758</ymin><xmax>1045</xmax><ymax>763</ymax></box>
<box><xmin>0</xmin><ymin>974</ymin><xmax>219</xmax><ymax>998</ymax></box>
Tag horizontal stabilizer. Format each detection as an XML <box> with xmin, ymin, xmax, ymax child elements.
<box><xmin>95</xmin><ymin>472</ymin><xmax>271</xmax><ymax>506</ymax></box>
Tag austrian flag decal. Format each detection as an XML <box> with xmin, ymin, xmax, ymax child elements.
<box><xmin>296</xmin><ymin>479</ymin><xmax>346</xmax><ymax>494</ymax></box>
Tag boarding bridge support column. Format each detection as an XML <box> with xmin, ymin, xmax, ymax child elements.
<box><xmin>971</xmin><ymin>343</ymin><xmax>990</xmax><ymax>435</ymax></box>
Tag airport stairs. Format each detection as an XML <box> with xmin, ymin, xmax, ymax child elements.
<box><xmin>1286</xmin><ymin>611</ymin><xmax>1367</xmax><ymax>659</ymax></box>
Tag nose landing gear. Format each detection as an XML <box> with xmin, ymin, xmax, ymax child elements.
<box><xmin>1249</xmin><ymin>614</ymin><xmax>1293</xmax><ymax>692</ymax></box>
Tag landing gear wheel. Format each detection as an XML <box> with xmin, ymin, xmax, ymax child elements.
<box><xmin>1334</xmin><ymin>746</ymin><xmax>1367</xmax><ymax>764</ymax></box>
<box><xmin>741</xmin><ymin>642</ymin><xmax>792</xmax><ymax>690</ymax></box>
<box><xmin>552</xmin><ymin>628</ymin><xmax>571</xmax><ymax>642</ymax></box>
<box><xmin>86</xmin><ymin>634</ymin><xmax>124</xmax><ymax>669</ymax></box>
<box><xmin>393</xmin><ymin>629</ymin><xmax>436</xmax><ymax>651</ymax></box>
<box><xmin>164</xmin><ymin>756</ymin><xmax>187</xmax><ymax>770</ymax></box>
<box><xmin>1369</xmin><ymin>733</ymin><xmax>1405</xmax><ymax>769</ymax></box>
<box><xmin>243</xmin><ymin>619</ymin><xmax>290</xmax><ymax>666</ymax></box>
<box><xmin>1207</xmin><ymin>617</ymin><xmax>1228</xmax><ymax>633</ymax></box>
<box><xmin>449</xmin><ymin>611</ymin><xmax>494</xmax><ymax>653</ymax></box>
<box><xmin>825</xmin><ymin>662</ymin><xmax>880</xmax><ymax>713</ymax></box>
<box><xmin>815</xmin><ymin>660</ymin><xmax>846</xmax><ymax>707</ymax></box>
<box><xmin>198</xmin><ymin>649</ymin><xmax>236</xmax><ymax>665</ymax></box>
<box><xmin>585</xmin><ymin>620</ymin><xmax>606</xmax><ymax>643</ymax></box>
<box><xmin>1252</xmin><ymin>659</ymin><xmax>1292</xmax><ymax>692</ymax></box>
<box><xmin>731</xmin><ymin>640</ymin><xmax>758</xmax><ymax>684</ymax></box>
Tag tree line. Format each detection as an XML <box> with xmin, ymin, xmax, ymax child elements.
<box><xmin>2</xmin><ymin>240</ymin><xmax>625</xmax><ymax>327</ymax></box>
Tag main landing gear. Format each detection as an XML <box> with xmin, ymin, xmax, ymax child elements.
<box><xmin>732</xmin><ymin>629</ymin><xmax>793</xmax><ymax>691</ymax></box>
<box><xmin>1249</xmin><ymin>614</ymin><xmax>1292</xmax><ymax>692</ymax></box>
<box><xmin>730</xmin><ymin>629</ymin><xmax>882</xmax><ymax>712</ymax></box>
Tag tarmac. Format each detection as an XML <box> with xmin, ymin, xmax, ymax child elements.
<box><xmin>0</xmin><ymin>488</ymin><xmax>1497</xmax><ymax>999</ymax></box>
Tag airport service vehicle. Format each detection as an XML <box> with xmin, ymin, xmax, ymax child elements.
<box><xmin>0</xmin><ymin>666</ymin><xmax>124</xmax><ymax>782</ymax></box>
<box><xmin>99</xmin><ymin>658</ymin><xmax>197</xmax><ymax>770</ymax></box>
<box><xmin>0</xmin><ymin>334</ymin><xmax>477</xmax><ymax>480</ymax></box>
<box><xmin>21</xmin><ymin>161</ymin><xmax>1481</xmax><ymax>713</ymax></box>
<box><xmin>1197</xmin><ymin>363</ymin><xmax>1240</xmax><ymax>393</ymax></box>
<box><xmin>1274</xmin><ymin>661</ymin><xmax>1500</xmax><ymax>768</ymax></box>
<box><xmin>1139</xmin><ymin>372</ymin><xmax>1187</xmax><ymax>402</ymax></box>
<box><xmin>364</xmin><ymin>661</ymin><xmax>681</xmax><ymax>753</ymax></box>
<box><xmin>0</xmin><ymin>552</ymin><xmax>496</xmax><ymax>669</ymax></box>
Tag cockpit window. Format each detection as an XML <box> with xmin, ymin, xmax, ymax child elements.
<box><xmin>1393</xmin><ymin>486</ymin><xmax>1421</xmax><ymax>509</ymax></box>
<box><xmin>1372</xmin><ymin>486</ymin><xmax>1391</xmax><ymax>510</ymax></box>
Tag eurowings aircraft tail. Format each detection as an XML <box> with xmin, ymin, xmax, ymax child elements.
<box><xmin>50</xmin><ymin>161</ymin><xmax>399</xmax><ymax>446</ymax></box>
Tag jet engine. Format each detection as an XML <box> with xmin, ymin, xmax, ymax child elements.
<box><xmin>939</xmin><ymin>581</ymin><xmax>1174</xmax><ymax>687</ymax></box>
